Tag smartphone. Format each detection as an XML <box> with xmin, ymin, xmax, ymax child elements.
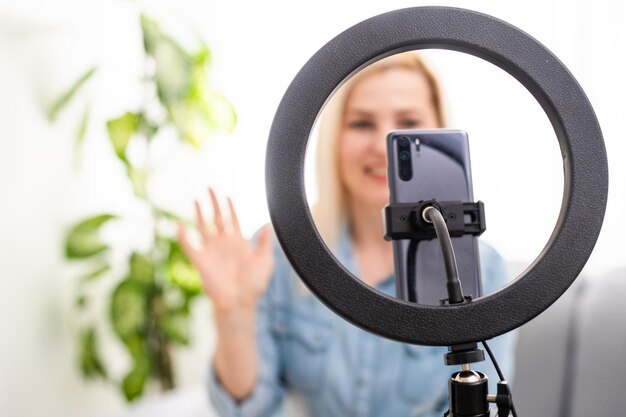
<box><xmin>386</xmin><ymin>129</ymin><xmax>481</xmax><ymax>305</ymax></box>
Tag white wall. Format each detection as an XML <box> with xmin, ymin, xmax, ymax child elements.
<box><xmin>0</xmin><ymin>0</ymin><xmax>624</xmax><ymax>416</ymax></box>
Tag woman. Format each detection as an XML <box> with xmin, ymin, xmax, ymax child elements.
<box><xmin>178</xmin><ymin>52</ymin><xmax>515</xmax><ymax>417</ymax></box>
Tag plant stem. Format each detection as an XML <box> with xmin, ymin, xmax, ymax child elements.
<box><xmin>149</xmin><ymin>290</ymin><xmax>174</xmax><ymax>391</ymax></box>
<box><xmin>138</xmin><ymin>48</ymin><xmax>175</xmax><ymax>391</ymax></box>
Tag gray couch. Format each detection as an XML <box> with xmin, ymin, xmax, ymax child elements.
<box><xmin>109</xmin><ymin>268</ymin><xmax>626</xmax><ymax>417</ymax></box>
<box><xmin>513</xmin><ymin>268</ymin><xmax>626</xmax><ymax>417</ymax></box>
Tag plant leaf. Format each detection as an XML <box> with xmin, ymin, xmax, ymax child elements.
<box><xmin>73</xmin><ymin>105</ymin><xmax>91</xmax><ymax>170</ymax></box>
<box><xmin>140</xmin><ymin>15</ymin><xmax>158</xmax><ymax>53</ymax></box>
<box><xmin>76</xmin><ymin>294</ymin><xmax>88</xmax><ymax>309</ymax></box>
<box><xmin>141</xmin><ymin>14</ymin><xmax>235</xmax><ymax>146</ymax></box>
<box><xmin>141</xmin><ymin>15</ymin><xmax>192</xmax><ymax>103</ymax></box>
<box><xmin>124</xmin><ymin>334</ymin><xmax>147</xmax><ymax>360</ymax></box>
<box><xmin>155</xmin><ymin>208</ymin><xmax>187</xmax><ymax>224</ymax></box>
<box><xmin>65</xmin><ymin>214</ymin><xmax>118</xmax><ymax>259</ymax></box>
<box><xmin>137</xmin><ymin>113</ymin><xmax>159</xmax><ymax>139</ymax></box>
<box><xmin>129</xmin><ymin>252</ymin><xmax>154</xmax><ymax>285</ymax></box>
<box><xmin>110</xmin><ymin>279</ymin><xmax>148</xmax><ymax>341</ymax></box>
<box><xmin>154</xmin><ymin>40</ymin><xmax>192</xmax><ymax>103</ymax></box>
<box><xmin>168</xmin><ymin>60</ymin><xmax>236</xmax><ymax>146</ymax></box>
<box><xmin>126</xmin><ymin>165</ymin><xmax>147</xmax><ymax>198</ymax></box>
<box><xmin>166</xmin><ymin>240</ymin><xmax>202</xmax><ymax>294</ymax></box>
<box><xmin>203</xmin><ymin>91</ymin><xmax>237</xmax><ymax>133</ymax></box>
<box><xmin>81</xmin><ymin>264</ymin><xmax>111</xmax><ymax>283</ymax></box>
<box><xmin>107</xmin><ymin>112</ymin><xmax>140</xmax><ymax>164</ymax></box>
<box><xmin>48</xmin><ymin>67</ymin><xmax>97</xmax><ymax>121</ymax></box>
<box><xmin>192</xmin><ymin>42</ymin><xmax>212</xmax><ymax>66</ymax></box>
<box><xmin>167</xmin><ymin>101</ymin><xmax>209</xmax><ymax>148</ymax></box>
<box><xmin>159</xmin><ymin>311</ymin><xmax>190</xmax><ymax>345</ymax></box>
<box><xmin>122</xmin><ymin>356</ymin><xmax>150</xmax><ymax>402</ymax></box>
<box><xmin>79</xmin><ymin>327</ymin><xmax>108</xmax><ymax>379</ymax></box>
<box><xmin>75</xmin><ymin>105</ymin><xmax>90</xmax><ymax>146</ymax></box>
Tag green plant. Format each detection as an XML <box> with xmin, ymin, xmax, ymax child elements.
<box><xmin>51</xmin><ymin>15</ymin><xmax>235</xmax><ymax>401</ymax></box>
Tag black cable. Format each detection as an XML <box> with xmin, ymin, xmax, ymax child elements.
<box><xmin>482</xmin><ymin>340</ymin><xmax>518</xmax><ymax>417</ymax></box>
<box><xmin>407</xmin><ymin>239</ymin><xmax>419</xmax><ymax>303</ymax></box>
<box><xmin>422</xmin><ymin>206</ymin><xmax>464</xmax><ymax>304</ymax></box>
<box><xmin>558</xmin><ymin>282</ymin><xmax>586</xmax><ymax>417</ymax></box>
<box><xmin>481</xmin><ymin>340</ymin><xmax>505</xmax><ymax>381</ymax></box>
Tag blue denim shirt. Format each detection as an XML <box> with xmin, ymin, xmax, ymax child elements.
<box><xmin>208</xmin><ymin>227</ymin><xmax>517</xmax><ymax>417</ymax></box>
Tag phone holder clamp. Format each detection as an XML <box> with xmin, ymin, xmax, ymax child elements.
<box><xmin>383</xmin><ymin>200</ymin><xmax>486</xmax><ymax>242</ymax></box>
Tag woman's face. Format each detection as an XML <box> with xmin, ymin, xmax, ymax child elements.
<box><xmin>339</xmin><ymin>67</ymin><xmax>440</xmax><ymax>209</ymax></box>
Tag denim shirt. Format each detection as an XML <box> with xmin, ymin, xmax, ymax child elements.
<box><xmin>207</xmin><ymin>227</ymin><xmax>517</xmax><ymax>417</ymax></box>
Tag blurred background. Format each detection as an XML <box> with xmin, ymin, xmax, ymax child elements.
<box><xmin>0</xmin><ymin>0</ymin><xmax>624</xmax><ymax>416</ymax></box>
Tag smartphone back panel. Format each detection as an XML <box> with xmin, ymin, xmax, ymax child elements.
<box><xmin>386</xmin><ymin>129</ymin><xmax>481</xmax><ymax>305</ymax></box>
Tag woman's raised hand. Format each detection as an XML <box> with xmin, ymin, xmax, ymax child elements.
<box><xmin>178</xmin><ymin>187</ymin><xmax>274</xmax><ymax>316</ymax></box>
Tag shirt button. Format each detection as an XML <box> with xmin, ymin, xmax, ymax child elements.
<box><xmin>357</xmin><ymin>376</ymin><xmax>367</xmax><ymax>387</ymax></box>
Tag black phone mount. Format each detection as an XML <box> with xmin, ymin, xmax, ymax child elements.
<box><xmin>382</xmin><ymin>200</ymin><xmax>486</xmax><ymax>242</ymax></box>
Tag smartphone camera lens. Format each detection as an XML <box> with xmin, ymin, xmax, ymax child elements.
<box><xmin>396</xmin><ymin>135</ymin><xmax>413</xmax><ymax>181</ymax></box>
<box><xmin>400</xmin><ymin>167</ymin><xmax>412</xmax><ymax>180</ymax></box>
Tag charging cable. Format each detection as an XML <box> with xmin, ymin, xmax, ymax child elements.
<box><xmin>422</xmin><ymin>205</ymin><xmax>464</xmax><ymax>304</ymax></box>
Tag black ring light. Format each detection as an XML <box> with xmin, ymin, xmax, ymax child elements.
<box><xmin>265</xmin><ymin>6</ymin><xmax>608</xmax><ymax>346</ymax></box>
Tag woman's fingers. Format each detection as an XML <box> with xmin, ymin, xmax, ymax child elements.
<box><xmin>227</xmin><ymin>197</ymin><xmax>241</xmax><ymax>236</ymax></box>
<box><xmin>252</xmin><ymin>225</ymin><xmax>274</xmax><ymax>291</ymax></box>
<box><xmin>195</xmin><ymin>188</ymin><xmax>239</xmax><ymax>241</ymax></box>
<box><xmin>178</xmin><ymin>224</ymin><xmax>199</xmax><ymax>265</ymax></box>
<box><xmin>194</xmin><ymin>200</ymin><xmax>211</xmax><ymax>244</ymax></box>
<box><xmin>255</xmin><ymin>224</ymin><xmax>272</xmax><ymax>257</ymax></box>
<box><xmin>208</xmin><ymin>187</ymin><xmax>226</xmax><ymax>235</ymax></box>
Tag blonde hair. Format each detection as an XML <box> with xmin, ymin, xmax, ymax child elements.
<box><xmin>310</xmin><ymin>51</ymin><xmax>447</xmax><ymax>251</ymax></box>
